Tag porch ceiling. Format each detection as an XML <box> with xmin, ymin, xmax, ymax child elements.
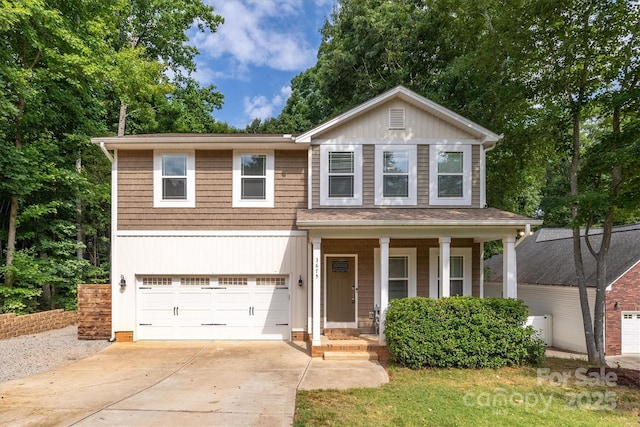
<box><xmin>296</xmin><ymin>208</ymin><xmax>542</xmax><ymax>241</ymax></box>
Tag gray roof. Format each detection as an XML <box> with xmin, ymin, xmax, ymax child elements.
<box><xmin>485</xmin><ymin>224</ymin><xmax>640</xmax><ymax>287</ymax></box>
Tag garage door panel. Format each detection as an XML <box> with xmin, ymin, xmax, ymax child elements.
<box><xmin>137</xmin><ymin>277</ymin><xmax>290</xmax><ymax>341</ymax></box>
<box><xmin>622</xmin><ymin>312</ymin><xmax>640</xmax><ymax>354</ymax></box>
<box><xmin>254</xmin><ymin>307</ymin><xmax>288</xmax><ymax>325</ymax></box>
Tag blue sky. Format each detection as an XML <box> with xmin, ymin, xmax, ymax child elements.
<box><xmin>190</xmin><ymin>0</ymin><xmax>336</xmax><ymax>129</ymax></box>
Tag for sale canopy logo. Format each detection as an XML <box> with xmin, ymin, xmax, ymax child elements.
<box><xmin>462</xmin><ymin>367</ymin><xmax>618</xmax><ymax>414</ymax></box>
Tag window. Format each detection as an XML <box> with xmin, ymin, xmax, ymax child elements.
<box><xmin>320</xmin><ymin>145</ymin><xmax>362</xmax><ymax>206</ymax></box>
<box><xmin>233</xmin><ymin>151</ymin><xmax>274</xmax><ymax>207</ymax></box>
<box><xmin>375</xmin><ymin>146</ymin><xmax>417</xmax><ymax>205</ymax></box>
<box><xmin>241</xmin><ymin>154</ymin><xmax>266</xmax><ymax>199</ymax></box>
<box><xmin>429</xmin><ymin>248</ymin><xmax>472</xmax><ymax>297</ymax></box>
<box><xmin>153</xmin><ymin>151</ymin><xmax>195</xmax><ymax>207</ymax></box>
<box><xmin>373</xmin><ymin>247</ymin><xmax>417</xmax><ymax>307</ymax></box>
<box><xmin>449</xmin><ymin>256</ymin><xmax>464</xmax><ymax>296</ymax></box>
<box><xmin>429</xmin><ymin>145</ymin><xmax>472</xmax><ymax>206</ymax></box>
<box><xmin>162</xmin><ymin>155</ymin><xmax>187</xmax><ymax>199</ymax></box>
<box><xmin>389</xmin><ymin>256</ymin><xmax>409</xmax><ymax>300</ymax></box>
<box><xmin>329</xmin><ymin>152</ymin><xmax>354</xmax><ymax>197</ymax></box>
<box><xmin>437</xmin><ymin>152</ymin><xmax>463</xmax><ymax>197</ymax></box>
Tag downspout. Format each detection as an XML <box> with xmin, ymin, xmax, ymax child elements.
<box><xmin>481</xmin><ymin>140</ymin><xmax>497</xmax><ymax>208</ymax></box>
<box><xmin>97</xmin><ymin>142</ymin><xmax>117</xmax><ymax>342</ymax></box>
<box><xmin>307</xmin><ymin>146</ymin><xmax>312</xmax><ymax>210</ymax></box>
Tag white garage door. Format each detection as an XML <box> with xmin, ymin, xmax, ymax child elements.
<box><xmin>622</xmin><ymin>312</ymin><xmax>640</xmax><ymax>354</ymax></box>
<box><xmin>136</xmin><ymin>276</ymin><xmax>290</xmax><ymax>341</ymax></box>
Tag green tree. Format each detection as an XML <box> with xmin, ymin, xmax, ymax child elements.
<box><xmin>0</xmin><ymin>0</ymin><xmax>226</xmax><ymax>312</ymax></box>
<box><xmin>508</xmin><ymin>0</ymin><xmax>640</xmax><ymax>365</ymax></box>
<box><xmin>0</xmin><ymin>0</ymin><xmax>114</xmax><ymax>287</ymax></box>
<box><xmin>109</xmin><ymin>0</ymin><xmax>224</xmax><ymax>136</ymax></box>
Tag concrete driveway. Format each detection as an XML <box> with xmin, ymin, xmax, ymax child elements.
<box><xmin>1</xmin><ymin>341</ymin><xmax>311</xmax><ymax>426</ymax></box>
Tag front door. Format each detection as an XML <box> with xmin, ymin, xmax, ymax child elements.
<box><xmin>326</xmin><ymin>256</ymin><xmax>357</xmax><ymax>328</ymax></box>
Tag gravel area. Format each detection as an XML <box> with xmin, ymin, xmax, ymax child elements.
<box><xmin>0</xmin><ymin>325</ymin><xmax>112</xmax><ymax>383</ymax></box>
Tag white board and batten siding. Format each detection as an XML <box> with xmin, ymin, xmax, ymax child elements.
<box><xmin>114</xmin><ymin>231</ymin><xmax>308</xmax><ymax>340</ymax></box>
<box><xmin>485</xmin><ymin>282</ymin><xmax>596</xmax><ymax>353</ymax></box>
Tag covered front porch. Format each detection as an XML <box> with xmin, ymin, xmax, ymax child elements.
<box><xmin>296</xmin><ymin>208</ymin><xmax>541</xmax><ymax>354</ymax></box>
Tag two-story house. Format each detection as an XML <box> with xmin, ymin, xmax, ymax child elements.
<box><xmin>93</xmin><ymin>86</ymin><xmax>541</xmax><ymax>351</ymax></box>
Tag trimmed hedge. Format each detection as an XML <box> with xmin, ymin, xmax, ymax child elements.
<box><xmin>384</xmin><ymin>297</ymin><xmax>545</xmax><ymax>369</ymax></box>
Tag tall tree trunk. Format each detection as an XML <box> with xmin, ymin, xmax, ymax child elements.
<box><xmin>570</xmin><ymin>108</ymin><xmax>600</xmax><ymax>364</ymax></box>
<box><xmin>4</xmin><ymin>196</ymin><xmax>19</xmax><ymax>287</ymax></box>
<box><xmin>76</xmin><ymin>157</ymin><xmax>84</xmax><ymax>260</ymax></box>
<box><xmin>5</xmin><ymin>96</ymin><xmax>26</xmax><ymax>287</ymax></box>
<box><xmin>118</xmin><ymin>103</ymin><xmax>128</xmax><ymax>136</ymax></box>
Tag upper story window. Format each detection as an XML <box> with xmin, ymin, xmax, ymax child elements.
<box><xmin>233</xmin><ymin>151</ymin><xmax>274</xmax><ymax>207</ymax></box>
<box><xmin>429</xmin><ymin>144</ymin><xmax>472</xmax><ymax>206</ymax></box>
<box><xmin>320</xmin><ymin>145</ymin><xmax>362</xmax><ymax>206</ymax></box>
<box><xmin>329</xmin><ymin>152</ymin><xmax>354</xmax><ymax>197</ymax></box>
<box><xmin>375</xmin><ymin>146</ymin><xmax>417</xmax><ymax>205</ymax></box>
<box><xmin>153</xmin><ymin>151</ymin><xmax>195</xmax><ymax>208</ymax></box>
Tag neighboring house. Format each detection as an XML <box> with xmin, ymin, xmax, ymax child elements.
<box><xmin>485</xmin><ymin>224</ymin><xmax>640</xmax><ymax>355</ymax></box>
<box><xmin>93</xmin><ymin>86</ymin><xmax>541</xmax><ymax>353</ymax></box>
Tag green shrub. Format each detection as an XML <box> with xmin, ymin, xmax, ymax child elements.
<box><xmin>384</xmin><ymin>296</ymin><xmax>545</xmax><ymax>369</ymax></box>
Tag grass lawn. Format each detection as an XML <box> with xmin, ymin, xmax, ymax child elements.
<box><xmin>294</xmin><ymin>357</ymin><xmax>640</xmax><ymax>426</ymax></box>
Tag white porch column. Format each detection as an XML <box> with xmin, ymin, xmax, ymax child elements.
<box><xmin>312</xmin><ymin>237</ymin><xmax>322</xmax><ymax>346</ymax></box>
<box><xmin>379</xmin><ymin>237</ymin><xmax>390</xmax><ymax>345</ymax></box>
<box><xmin>502</xmin><ymin>235</ymin><xmax>517</xmax><ymax>298</ymax></box>
<box><xmin>479</xmin><ymin>241</ymin><xmax>485</xmax><ymax>298</ymax></box>
<box><xmin>439</xmin><ymin>237</ymin><xmax>451</xmax><ymax>298</ymax></box>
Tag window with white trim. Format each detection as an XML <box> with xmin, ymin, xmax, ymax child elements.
<box><xmin>374</xmin><ymin>248</ymin><xmax>417</xmax><ymax>306</ymax></box>
<box><xmin>389</xmin><ymin>256</ymin><xmax>409</xmax><ymax>300</ymax></box>
<box><xmin>320</xmin><ymin>145</ymin><xmax>362</xmax><ymax>206</ymax></box>
<box><xmin>329</xmin><ymin>152</ymin><xmax>354</xmax><ymax>197</ymax></box>
<box><xmin>429</xmin><ymin>145</ymin><xmax>472</xmax><ymax>205</ymax></box>
<box><xmin>153</xmin><ymin>151</ymin><xmax>195</xmax><ymax>207</ymax></box>
<box><xmin>429</xmin><ymin>248</ymin><xmax>472</xmax><ymax>297</ymax></box>
<box><xmin>233</xmin><ymin>151</ymin><xmax>274</xmax><ymax>207</ymax></box>
<box><xmin>375</xmin><ymin>146</ymin><xmax>417</xmax><ymax>205</ymax></box>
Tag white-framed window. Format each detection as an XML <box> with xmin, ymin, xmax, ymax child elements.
<box><xmin>153</xmin><ymin>151</ymin><xmax>196</xmax><ymax>208</ymax></box>
<box><xmin>429</xmin><ymin>248</ymin><xmax>472</xmax><ymax>297</ymax></box>
<box><xmin>375</xmin><ymin>145</ymin><xmax>417</xmax><ymax>205</ymax></box>
<box><xmin>429</xmin><ymin>144</ymin><xmax>472</xmax><ymax>205</ymax></box>
<box><xmin>232</xmin><ymin>151</ymin><xmax>274</xmax><ymax>208</ymax></box>
<box><xmin>320</xmin><ymin>145</ymin><xmax>362</xmax><ymax>206</ymax></box>
<box><xmin>374</xmin><ymin>248</ymin><xmax>417</xmax><ymax>305</ymax></box>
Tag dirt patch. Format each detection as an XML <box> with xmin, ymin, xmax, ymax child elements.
<box><xmin>587</xmin><ymin>367</ymin><xmax>640</xmax><ymax>388</ymax></box>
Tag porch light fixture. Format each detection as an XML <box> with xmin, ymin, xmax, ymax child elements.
<box><xmin>614</xmin><ymin>301</ymin><xmax>620</xmax><ymax>309</ymax></box>
<box><xmin>120</xmin><ymin>275</ymin><xmax>126</xmax><ymax>290</ymax></box>
<box><xmin>298</xmin><ymin>275</ymin><xmax>304</xmax><ymax>287</ymax></box>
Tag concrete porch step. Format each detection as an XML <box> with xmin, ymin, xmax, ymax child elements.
<box><xmin>323</xmin><ymin>351</ymin><xmax>379</xmax><ymax>361</ymax></box>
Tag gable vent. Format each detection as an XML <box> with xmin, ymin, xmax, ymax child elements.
<box><xmin>389</xmin><ymin>108</ymin><xmax>405</xmax><ymax>129</ymax></box>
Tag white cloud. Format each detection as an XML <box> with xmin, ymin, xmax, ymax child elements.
<box><xmin>244</xmin><ymin>86</ymin><xmax>292</xmax><ymax>120</ymax></box>
<box><xmin>196</xmin><ymin>0</ymin><xmax>318</xmax><ymax>75</ymax></box>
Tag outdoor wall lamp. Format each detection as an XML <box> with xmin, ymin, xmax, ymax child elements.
<box><xmin>120</xmin><ymin>275</ymin><xmax>127</xmax><ymax>290</ymax></box>
<box><xmin>614</xmin><ymin>301</ymin><xmax>620</xmax><ymax>309</ymax></box>
<box><xmin>298</xmin><ymin>275</ymin><xmax>304</xmax><ymax>287</ymax></box>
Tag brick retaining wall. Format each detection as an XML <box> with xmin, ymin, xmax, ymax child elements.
<box><xmin>0</xmin><ymin>309</ymin><xmax>77</xmax><ymax>339</ymax></box>
<box><xmin>77</xmin><ymin>284</ymin><xmax>112</xmax><ymax>340</ymax></box>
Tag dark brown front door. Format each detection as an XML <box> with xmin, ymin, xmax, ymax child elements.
<box><xmin>326</xmin><ymin>256</ymin><xmax>356</xmax><ymax>325</ymax></box>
